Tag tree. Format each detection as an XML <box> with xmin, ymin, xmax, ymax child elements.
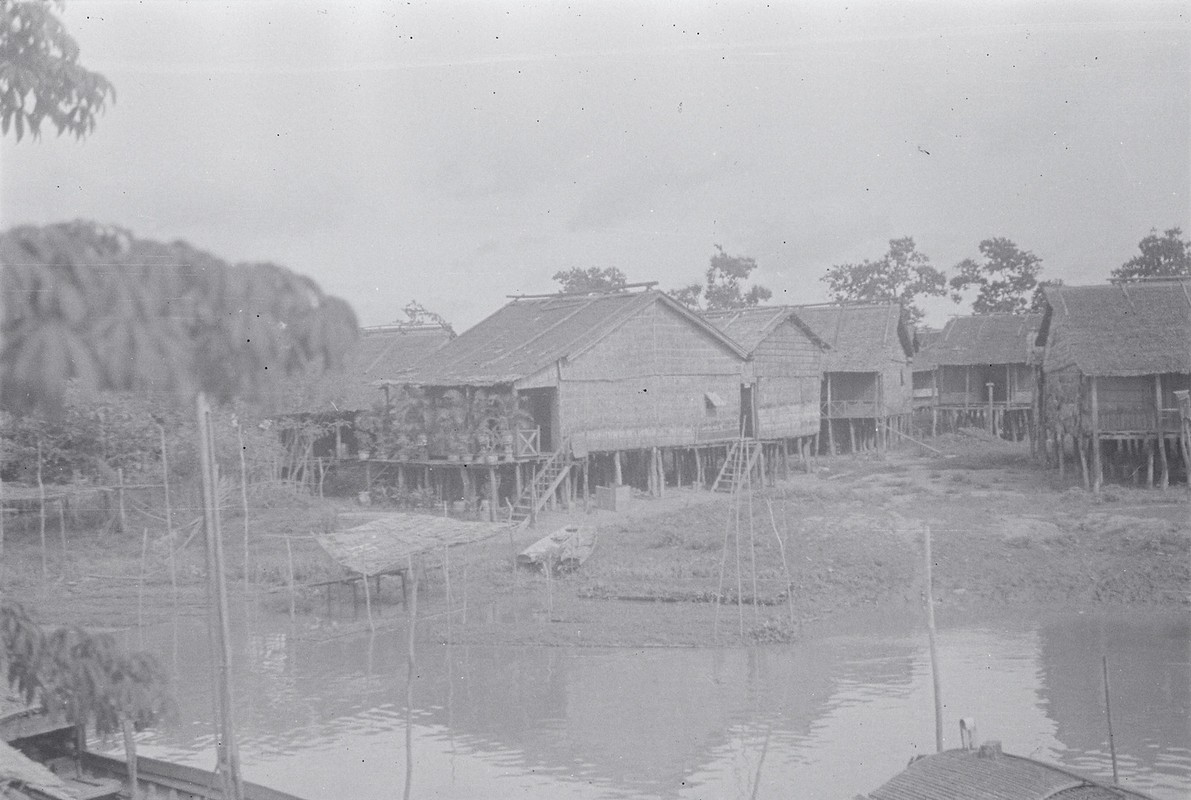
<box><xmin>1111</xmin><ymin>227</ymin><xmax>1191</xmax><ymax>281</ymax></box>
<box><xmin>552</xmin><ymin>266</ymin><xmax>629</xmax><ymax>294</ymax></box>
<box><xmin>0</xmin><ymin>221</ymin><xmax>357</xmax><ymax>800</ymax></box>
<box><xmin>821</xmin><ymin>237</ymin><xmax>946</xmax><ymax>325</ymax></box>
<box><xmin>949</xmin><ymin>237</ymin><xmax>1043</xmax><ymax>314</ymax></box>
<box><xmin>2</xmin><ymin>600</ymin><xmax>171</xmax><ymax>789</ymax></box>
<box><xmin>670</xmin><ymin>245</ymin><xmax>771</xmax><ymax>311</ymax></box>
<box><xmin>1</xmin><ymin>0</ymin><xmax>115</xmax><ymax>141</ymax></box>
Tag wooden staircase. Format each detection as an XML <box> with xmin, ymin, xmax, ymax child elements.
<box><xmin>711</xmin><ymin>438</ymin><xmax>762</xmax><ymax>494</ymax></box>
<box><xmin>509</xmin><ymin>441</ymin><xmax>573</xmax><ymax>528</ymax></box>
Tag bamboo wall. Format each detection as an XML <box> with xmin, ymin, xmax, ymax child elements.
<box><xmin>752</xmin><ymin>319</ymin><xmax>822</xmax><ymax>438</ymax></box>
<box><xmin>559</xmin><ymin>300</ymin><xmax>746</xmax><ymax>452</ymax></box>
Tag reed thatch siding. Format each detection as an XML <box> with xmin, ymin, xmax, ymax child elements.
<box><xmin>402</xmin><ymin>291</ymin><xmax>750</xmax><ymax>454</ymax></box>
<box><xmin>930</xmin><ymin>314</ymin><xmax>1042</xmax><ymax>406</ymax></box>
<box><xmin>1038</xmin><ymin>281</ymin><xmax>1191</xmax><ymax>435</ymax></box>
<box><xmin>794</xmin><ymin>303</ymin><xmax>914</xmax><ymax>419</ymax></box>
<box><xmin>703</xmin><ymin>307</ymin><xmax>827</xmax><ymax>439</ymax></box>
<box><xmin>912</xmin><ymin>327</ymin><xmax>942</xmax><ymax>407</ymax></box>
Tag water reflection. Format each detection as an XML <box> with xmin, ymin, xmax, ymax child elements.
<box><xmin>112</xmin><ymin>610</ymin><xmax>1190</xmax><ymax>800</ymax></box>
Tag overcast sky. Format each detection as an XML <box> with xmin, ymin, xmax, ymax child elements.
<box><xmin>2</xmin><ymin>1</ymin><xmax>1187</xmax><ymax>330</ymax></box>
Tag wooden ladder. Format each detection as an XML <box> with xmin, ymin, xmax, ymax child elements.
<box><xmin>509</xmin><ymin>441</ymin><xmax>573</xmax><ymax>528</ymax></box>
<box><xmin>711</xmin><ymin>438</ymin><xmax>762</xmax><ymax>494</ymax></box>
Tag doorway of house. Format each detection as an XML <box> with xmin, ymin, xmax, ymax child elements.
<box><xmin>520</xmin><ymin>387</ymin><xmax>557</xmax><ymax>453</ymax></box>
<box><xmin>740</xmin><ymin>384</ymin><xmax>756</xmax><ymax>438</ymax></box>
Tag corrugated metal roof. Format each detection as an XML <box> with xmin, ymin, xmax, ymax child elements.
<box><xmin>402</xmin><ymin>291</ymin><xmax>747</xmax><ymax>387</ymax></box>
<box><xmin>866</xmin><ymin>749</ymin><xmax>1156</xmax><ymax>800</ymax></box>
<box><xmin>793</xmin><ymin>303</ymin><xmax>913</xmax><ymax>371</ymax></box>
<box><xmin>1040</xmin><ymin>281</ymin><xmax>1191</xmax><ymax>376</ymax></box>
<box><xmin>317</xmin><ymin>512</ymin><xmax>511</xmax><ymax>575</ymax></box>
<box><xmin>701</xmin><ymin>306</ymin><xmax>829</xmax><ymax>353</ymax></box>
<box><xmin>930</xmin><ymin>314</ymin><xmax>1043</xmax><ymax>366</ymax></box>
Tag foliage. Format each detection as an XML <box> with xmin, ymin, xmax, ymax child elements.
<box><xmin>552</xmin><ymin>266</ymin><xmax>629</xmax><ymax>294</ymax></box>
<box><xmin>949</xmin><ymin>237</ymin><xmax>1044</xmax><ymax>314</ymax></box>
<box><xmin>1</xmin><ymin>600</ymin><xmax>171</xmax><ymax>738</ymax></box>
<box><xmin>822</xmin><ymin>237</ymin><xmax>945</xmax><ymax>325</ymax></box>
<box><xmin>1</xmin><ymin>600</ymin><xmax>43</xmax><ymax>703</ymax></box>
<box><xmin>0</xmin><ymin>0</ymin><xmax>115</xmax><ymax>141</ymax></box>
<box><xmin>356</xmin><ymin>387</ymin><xmax>533</xmax><ymax>459</ymax></box>
<box><xmin>0</xmin><ymin>221</ymin><xmax>359</xmax><ymax>416</ymax></box>
<box><xmin>670</xmin><ymin>245</ymin><xmax>771</xmax><ymax>311</ymax></box>
<box><xmin>0</xmin><ymin>384</ymin><xmax>285</xmax><ymax>485</ymax></box>
<box><xmin>400</xmin><ymin>300</ymin><xmax>454</xmax><ymax>333</ymax></box>
<box><xmin>1111</xmin><ymin>227</ymin><xmax>1191</xmax><ymax>281</ymax></box>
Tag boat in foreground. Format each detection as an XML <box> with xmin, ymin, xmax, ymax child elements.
<box><xmin>79</xmin><ymin>749</ymin><xmax>308</xmax><ymax>800</ymax></box>
<box><xmin>864</xmin><ymin>740</ymin><xmax>1157</xmax><ymax>800</ymax></box>
<box><xmin>517</xmin><ymin>525</ymin><xmax>596</xmax><ymax>575</ymax></box>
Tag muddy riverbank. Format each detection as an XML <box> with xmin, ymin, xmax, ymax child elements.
<box><xmin>4</xmin><ymin>438</ymin><xmax>1187</xmax><ymax>647</ymax></box>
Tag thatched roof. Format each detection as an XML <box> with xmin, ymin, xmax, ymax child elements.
<box><xmin>316</xmin><ymin>512</ymin><xmax>509</xmax><ymax>575</ymax></box>
<box><xmin>1039</xmin><ymin>280</ymin><xmax>1191</xmax><ymax>377</ymax></box>
<box><xmin>0</xmin><ymin>741</ymin><xmax>76</xmax><ymax>800</ymax></box>
<box><xmin>281</xmin><ymin>323</ymin><xmax>453</xmax><ymax>412</ymax></box>
<box><xmin>401</xmin><ymin>290</ymin><xmax>748</xmax><ymax>387</ymax></box>
<box><xmin>701</xmin><ymin>306</ymin><xmax>829</xmax><ymax>353</ymax></box>
<box><xmin>793</xmin><ymin>303</ymin><xmax>913</xmax><ymax>372</ymax></box>
<box><xmin>913</xmin><ymin>327</ymin><xmax>942</xmax><ymax>371</ymax></box>
<box><xmin>930</xmin><ymin>314</ymin><xmax>1042</xmax><ymax>367</ymax></box>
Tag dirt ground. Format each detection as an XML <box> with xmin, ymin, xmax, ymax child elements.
<box><xmin>3</xmin><ymin>434</ymin><xmax>1188</xmax><ymax>648</ymax></box>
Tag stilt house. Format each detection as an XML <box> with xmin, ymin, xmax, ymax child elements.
<box><xmin>279</xmin><ymin>321</ymin><xmax>453</xmax><ymax>460</ymax></box>
<box><xmin>702</xmin><ymin>307</ymin><xmax>827</xmax><ymax>440</ymax></box>
<box><xmin>1036</xmin><ymin>279</ymin><xmax>1191</xmax><ymax>489</ymax></box>
<box><xmin>793</xmin><ymin>303</ymin><xmax>915</xmax><ymax>454</ymax></box>
<box><xmin>926</xmin><ymin>313</ymin><xmax>1042</xmax><ymax>440</ymax></box>
<box><xmin>389</xmin><ymin>288</ymin><xmax>754</xmax><ymax>523</ymax></box>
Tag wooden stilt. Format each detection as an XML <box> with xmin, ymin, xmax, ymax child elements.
<box><xmin>1090</xmin><ymin>377</ymin><xmax>1102</xmax><ymax>492</ymax></box>
<box><xmin>487</xmin><ymin>467</ymin><xmax>499</xmax><ymax>521</ymax></box>
<box><xmin>1057</xmin><ymin>431</ymin><xmax>1066</xmax><ymax>477</ymax></box>
<box><xmin>848</xmin><ymin>419</ymin><xmax>856</xmax><ymax>454</ymax></box>
<box><xmin>614</xmin><ymin>450</ymin><xmax>623</xmax><ymax>485</ymax></box>
<box><xmin>1156</xmin><ymin>375</ymin><xmax>1168</xmax><ymax>490</ymax></box>
<box><xmin>1076</xmin><ymin>435</ymin><xmax>1090</xmax><ymax>490</ymax></box>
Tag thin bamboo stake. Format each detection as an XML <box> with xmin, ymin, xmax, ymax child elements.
<box><xmin>443</xmin><ymin>545</ymin><xmax>452</xmax><ymax>645</ymax></box>
<box><xmin>735</xmin><ymin>446</ymin><xmax>745</xmax><ymax>638</ymax></box>
<box><xmin>159</xmin><ymin>425</ymin><xmax>177</xmax><ymax>611</ymax></box>
<box><xmin>37</xmin><ymin>440</ymin><xmax>47</xmax><ymax>582</ymax></box>
<box><xmin>57</xmin><ymin>500</ymin><xmax>68</xmax><ymax>578</ymax></box>
<box><xmin>747</xmin><ymin>473</ymin><xmax>758</xmax><ymax>629</ymax></box>
<box><xmin>924</xmin><ymin>525</ymin><xmax>944</xmax><ymax>753</ymax></box>
<box><xmin>117</xmin><ymin>467</ymin><xmax>127</xmax><ymax>534</ymax></box>
<box><xmin>362</xmin><ymin>568</ymin><xmax>374</xmax><ymax>632</ymax></box>
<box><xmin>122</xmin><ymin>718</ymin><xmax>140</xmax><ymax>800</ymax></box>
<box><xmin>236</xmin><ymin>422</ymin><xmax>251</xmax><ymax>595</ymax></box>
<box><xmin>403</xmin><ymin>553</ymin><xmax>418</xmax><ymax>800</ymax></box>
<box><xmin>285</xmin><ymin>537</ymin><xmax>296</xmax><ymax>621</ymax></box>
<box><xmin>1095</xmin><ymin>657</ymin><xmax>1114</xmax><ymax>785</ymax></box>
<box><xmin>138</xmin><ymin>527</ymin><xmax>150</xmax><ymax>649</ymax></box>
<box><xmin>764</xmin><ymin>497</ymin><xmax>796</xmax><ymax>629</ymax></box>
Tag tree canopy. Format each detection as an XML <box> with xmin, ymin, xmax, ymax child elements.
<box><xmin>949</xmin><ymin>237</ymin><xmax>1044</xmax><ymax>314</ymax></box>
<box><xmin>0</xmin><ymin>0</ymin><xmax>115</xmax><ymax>141</ymax></box>
<box><xmin>1111</xmin><ymin>227</ymin><xmax>1191</xmax><ymax>281</ymax></box>
<box><xmin>670</xmin><ymin>245</ymin><xmax>771</xmax><ymax>311</ymax></box>
<box><xmin>0</xmin><ymin>221</ymin><xmax>358</xmax><ymax>415</ymax></box>
<box><xmin>821</xmin><ymin>237</ymin><xmax>945</xmax><ymax>324</ymax></box>
<box><xmin>552</xmin><ymin>266</ymin><xmax>629</xmax><ymax>294</ymax></box>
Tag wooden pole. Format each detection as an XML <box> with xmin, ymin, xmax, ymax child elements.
<box><xmin>285</xmin><ymin>537</ymin><xmax>296</xmax><ymax>621</ymax></box>
<box><xmin>37</xmin><ymin>440</ymin><xmax>47</xmax><ymax>582</ymax></box>
<box><xmin>614</xmin><ymin>450</ymin><xmax>623</xmax><ymax>485</ymax></box>
<box><xmin>1102</xmin><ymin>655</ymin><xmax>1119</xmax><ymax>784</ymax></box>
<box><xmin>237</xmin><ymin>422</ymin><xmax>252</xmax><ymax>594</ymax></box>
<box><xmin>117</xmin><ymin>466</ymin><xmax>127</xmax><ymax>534</ymax></box>
<box><xmin>924</xmin><ymin>525</ymin><xmax>944</xmax><ymax>754</ymax></box>
<box><xmin>159</xmin><ymin>425</ymin><xmax>177</xmax><ymax>609</ymax></box>
<box><xmin>403</xmin><ymin>553</ymin><xmax>417</xmax><ymax>800</ymax></box>
<box><xmin>1155</xmin><ymin>375</ymin><xmax>1168</xmax><ymax>490</ymax></box>
<box><xmin>1090</xmin><ymin>377</ymin><xmax>1102</xmax><ymax>492</ymax></box>
<box><xmin>487</xmin><ymin>466</ymin><xmax>499</xmax><ymax>521</ymax></box>
<box><xmin>847</xmin><ymin>419</ymin><xmax>856</xmax><ymax>454</ymax></box>
<box><xmin>1076</xmin><ymin>435</ymin><xmax>1090</xmax><ymax>490</ymax></box>
<box><xmin>196</xmin><ymin>392</ymin><xmax>244</xmax><ymax>800</ymax></box>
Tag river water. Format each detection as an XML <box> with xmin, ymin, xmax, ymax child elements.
<box><xmin>111</xmin><ymin>609</ymin><xmax>1189</xmax><ymax>800</ymax></box>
